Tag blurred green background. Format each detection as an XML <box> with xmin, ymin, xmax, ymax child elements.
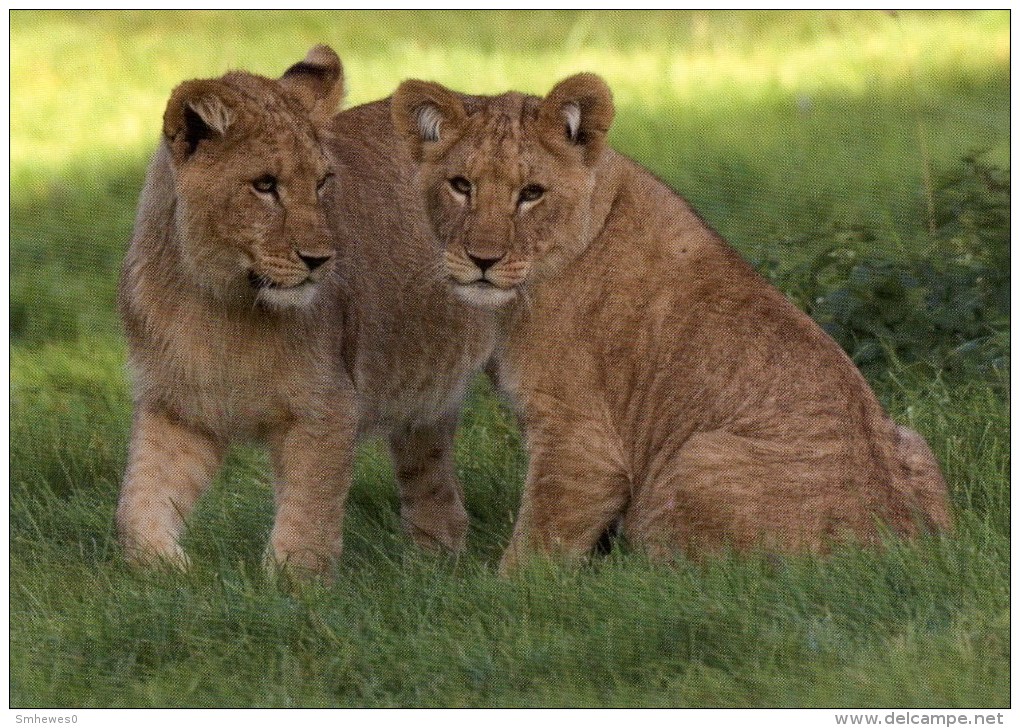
<box><xmin>11</xmin><ymin>10</ymin><xmax>1010</xmax><ymax>345</ymax></box>
<box><xmin>10</xmin><ymin>10</ymin><xmax>1009</xmax><ymax>708</ymax></box>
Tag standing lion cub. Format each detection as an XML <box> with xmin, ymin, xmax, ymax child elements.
<box><xmin>391</xmin><ymin>73</ymin><xmax>952</xmax><ymax>569</ymax></box>
<box><xmin>118</xmin><ymin>47</ymin><xmax>498</xmax><ymax>575</ymax></box>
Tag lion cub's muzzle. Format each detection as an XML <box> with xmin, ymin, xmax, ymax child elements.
<box><xmin>248</xmin><ymin>250</ymin><xmax>335</xmax><ymax>309</ymax></box>
<box><xmin>443</xmin><ymin>249</ymin><xmax>531</xmax><ymax>309</ymax></box>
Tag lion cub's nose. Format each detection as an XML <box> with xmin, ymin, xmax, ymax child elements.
<box><xmin>297</xmin><ymin>252</ymin><xmax>333</xmax><ymax>271</ymax></box>
<box><xmin>468</xmin><ymin>254</ymin><xmax>503</xmax><ymax>274</ymax></box>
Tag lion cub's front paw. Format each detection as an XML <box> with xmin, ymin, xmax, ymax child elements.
<box><xmin>121</xmin><ymin>539</ymin><xmax>193</xmax><ymax>572</ymax></box>
<box><xmin>263</xmin><ymin>543</ymin><xmax>338</xmax><ymax>583</ymax></box>
<box><xmin>401</xmin><ymin>503</ymin><xmax>469</xmax><ymax>554</ymax></box>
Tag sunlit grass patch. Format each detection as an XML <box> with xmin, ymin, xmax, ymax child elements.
<box><xmin>11</xmin><ymin>11</ymin><xmax>1008</xmax><ymax>177</ymax></box>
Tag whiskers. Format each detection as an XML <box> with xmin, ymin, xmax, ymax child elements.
<box><xmin>486</xmin><ymin>259</ymin><xmax>530</xmax><ymax>288</ymax></box>
<box><xmin>249</xmin><ymin>287</ymin><xmax>263</xmax><ymax>315</ymax></box>
<box><xmin>443</xmin><ymin>250</ymin><xmax>481</xmax><ymax>286</ymax></box>
<box><xmin>428</xmin><ymin>254</ymin><xmax>459</xmax><ymax>286</ymax></box>
<box><xmin>400</xmin><ymin>254</ymin><xmax>455</xmax><ymax>293</ymax></box>
<box><xmin>513</xmin><ymin>276</ymin><xmax>537</xmax><ymax>315</ymax></box>
<box><xmin>403</xmin><ymin>246</ymin><xmax>535</xmax><ymax>314</ymax></box>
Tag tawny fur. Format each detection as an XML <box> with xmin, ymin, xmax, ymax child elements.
<box><xmin>118</xmin><ymin>47</ymin><xmax>497</xmax><ymax>575</ymax></box>
<box><xmin>327</xmin><ymin>99</ymin><xmax>499</xmax><ymax>551</ymax></box>
<box><xmin>391</xmin><ymin>74</ymin><xmax>953</xmax><ymax>571</ymax></box>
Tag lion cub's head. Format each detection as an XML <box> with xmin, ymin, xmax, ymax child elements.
<box><xmin>392</xmin><ymin>73</ymin><xmax>614</xmax><ymax>309</ymax></box>
<box><xmin>163</xmin><ymin>46</ymin><xmax>344</xmax><ymax>310</ymax></box>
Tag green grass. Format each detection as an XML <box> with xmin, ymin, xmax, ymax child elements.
<box><xmin>10</xmin><ymin>10</ymin><xmax>1009</xmax><ymax>707</ymax></box>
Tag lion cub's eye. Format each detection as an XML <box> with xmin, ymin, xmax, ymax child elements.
<box><xmin>252</xmin><ymin>175</ymin><xmax>279</xmax><ymax>195</ymax></box>
<box><xmin>518</xmin><ymin>184</ymin><xmax>546</xmax><ymax>205</ymax></box>
<box><xmin>448</xmin><ymin>176</ymin><xmax>473</xmax><ymax>196</ymax></box>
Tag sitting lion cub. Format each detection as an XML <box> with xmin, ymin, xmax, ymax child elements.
<box><xmin>391</xmin><ymin>73</ymin><xmax>952</xmax><ymax>570</ymax></box>
<box><xmin>118</xmin><ymin>47</ymin><xmax>498</xmax><ymax>575</ymax></box>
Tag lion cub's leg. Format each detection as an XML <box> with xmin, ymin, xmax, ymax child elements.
<box><xmin>389</xmin><ymin>413</ymin><xmax>469</xmax><ymax>553</ymax></box>
<box><xmin>117</xmin><ymin>407</ymin><xmax>225</xmax><ymax>569</ymax></box>
<box><xmin>267</xmin><ymin>404</ymin><xmax>357</xmax><ymax>577</ymax></box>
<box><xmin>500</xmin><ymin>418</ymin><xmax>630</xmax><ymax>573</ymax></box>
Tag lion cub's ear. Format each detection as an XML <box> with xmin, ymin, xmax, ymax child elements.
<box><xmin>281</xmin><ymin>44</ymin><xmax>346</xmax><ymax>121</ymax></box>
<box><xmin>391</xmin><ymin>80</ymin><xmax>468</xmax><ymax>162</ymax></box>
<box><xmin>163</xmin><ymin>80</ymin><xmax>237</xmax><ymax>166</ymax></box>
<box><xmin>538</xmin><ymin>73</ymin><xmax>615</xmax><ymax>165</ymax></box>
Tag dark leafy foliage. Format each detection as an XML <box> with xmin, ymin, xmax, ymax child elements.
<box><xmin>760</xmin><ymin>154</ymin><xmax>1009</xmax><ymax>379</ymax></box>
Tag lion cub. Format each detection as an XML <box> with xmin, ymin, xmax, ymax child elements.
<box><xmin>391</xmin><ymin>74</ymin><xmax>952</xmax><ymax>569</ymax></box>
<box><xmin>118</xmin><ymin>47</ymin><xmax>499</xmax><ymax>576</ymax></box>
<box><xmin>117</xmin><ymin>48</ymin><xmax>356</xmax><ymax>574</ymax></box>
